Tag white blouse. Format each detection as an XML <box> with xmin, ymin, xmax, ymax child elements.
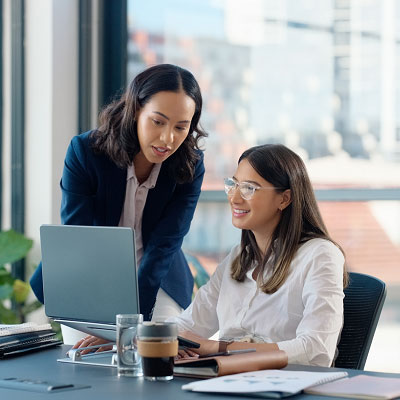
<box><xmin>170</xmin><ymin>238</ymin><xmax>345</xmax><ymax>367</ymax></box>
<box><xmin>118</xmin><ymin>163</ymin><xmax>161</xmax><ymax>267</ymax></box>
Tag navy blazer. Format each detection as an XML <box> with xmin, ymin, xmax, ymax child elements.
<box><xmin>30</xmin><ymin>131</ymin><xmax>205</xmax><ymax>320</ymax></box>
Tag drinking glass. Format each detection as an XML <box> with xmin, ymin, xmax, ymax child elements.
<box><xmin>116</xmin><ymin>314</ymin><xmax>143</xmax><ymax>377</ymax></box>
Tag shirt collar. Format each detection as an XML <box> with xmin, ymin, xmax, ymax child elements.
<box><xmin>245</xmin><ymin>252</ymin><xmax>276</xmax><ymax>282</ymax></box>
<box><xmin>127</xmin><ymin>162</ymin><xmax>162</xmax><ymax>189</ymax></box>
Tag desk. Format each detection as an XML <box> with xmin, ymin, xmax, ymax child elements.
<box><xmin>1</xmin><ymin>345</ymin><xmax>400</xmax><ymax>399</ymax></box>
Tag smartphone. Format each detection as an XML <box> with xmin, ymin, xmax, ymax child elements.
<box><xmin>177</xmin><ymin>336</ymin><xmax>200</xmax><ymax>349</ymax></box>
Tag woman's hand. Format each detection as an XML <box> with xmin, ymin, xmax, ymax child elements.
<box><xmin>178</xmin><ymin>330</ymin><xmax>219</xmax><ymax>358</ymax></box>
<box><xmin>71</xmin><ymin>335</ymin><xmax>112</xmax><ymax>355</ymax></box>
<box><xmin>177</xmin><ymin>347</ymin><xmax>200</xmax><ymax>359</ymax></box>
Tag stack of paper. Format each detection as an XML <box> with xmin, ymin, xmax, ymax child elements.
<box><xmin>0</xmin><ymin>322</ymin><xmax>52</xmax><ymax>336</ymax></box>
<box><xmin>0</xmin><ymin>322</ymin><xmax>61</xmax><ymax>358</ymax></box>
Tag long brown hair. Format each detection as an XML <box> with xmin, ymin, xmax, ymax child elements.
<box><xmin>91</xmin><ymin>64</ymin><xmax>208</xmax><ymax>183</ymax></box>
<box><xmin>231</xmin><ymin>144</ymin><xmax>348</xmax><ymax>292</ymax></box>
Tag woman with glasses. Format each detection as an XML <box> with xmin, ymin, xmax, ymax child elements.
<box><xmin>171</xmin><ymin>144</ymin><xmax>347</xmax><ymax>367</ymax></box>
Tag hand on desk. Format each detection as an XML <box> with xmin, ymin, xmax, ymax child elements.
<box><xmin>71</xmin><ymin>335</ymin><xmax>113</xmax><ymax>355</ymax></box>
<box><xmin>175</xmin><ymin>331</ymin><xmax>280</xmax><ymax>360</ymax></box>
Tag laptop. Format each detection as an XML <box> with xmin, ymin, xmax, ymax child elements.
<box><xmin>40</xmin><ymin>225</ymin><xmax>140</xmax><ymax>342</ymax></box>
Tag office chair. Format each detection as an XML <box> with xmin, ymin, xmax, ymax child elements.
<box><xmin>334</xmin><ymin>272</ymin><xmax>387</xmax><ymax>370</ymax></box>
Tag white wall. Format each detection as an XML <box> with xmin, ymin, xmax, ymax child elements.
<box><xmin>24</xmin><ymin>0</ymin><xmax>78</xmax><ymax>269</ymax></box>
<box><xmin>1</xmin><ymin>0</ymin><xmax>79</xmax><ymax>322</ymax></box>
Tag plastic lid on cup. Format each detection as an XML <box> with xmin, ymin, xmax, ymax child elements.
<box><xmin>137</xmin><ymin>321</ymin><xmax>178</xmax><ymax>339</ymax></box>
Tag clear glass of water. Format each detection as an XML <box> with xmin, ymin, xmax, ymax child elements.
<box><xmin>116</xmin><ymin>314</ymin><xmax>143</xmax><ymax>377</ymax></box>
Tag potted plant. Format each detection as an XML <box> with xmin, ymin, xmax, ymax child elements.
<box><xmin>0</xmin><ymin>229</ymin><xmax>42</xmax><ymax>323</ymax></box>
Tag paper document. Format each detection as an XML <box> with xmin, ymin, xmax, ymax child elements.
<box><xmin>0</xmin><ymin>322</ymin><xmax>52</xmax><ymax>337</ymax></box>
<box><xmin>182</xmin><ymin>369</ymin><xmax>348</xmax><ymax>398</ymax></box>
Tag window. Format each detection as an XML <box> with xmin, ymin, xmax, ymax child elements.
<box><xmin>127</xmin><ymin>0</ymin><xmax>400</xmax><ymax>372</ymax></box>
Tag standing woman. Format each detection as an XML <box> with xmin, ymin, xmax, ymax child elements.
<box><xmin>172</xmin><ymin>144</ymin><xmax>347</xmax><ymax>367</ymax></box>
<box><xmin>30</xmin><ymin>64</ymin><xmax>208</xmax><ymax>324</ymax></box>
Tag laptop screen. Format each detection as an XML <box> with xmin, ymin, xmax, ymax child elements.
<box><xmin>41</xmin><ymin>225</ymin><xmax>140</xmax><ymax>325</ymax></box>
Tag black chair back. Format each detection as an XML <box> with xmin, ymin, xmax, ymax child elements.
<box><xmin>335</xmin><ymin>272</ymin><xmax>386</xmax><ymax>369</ymax></box>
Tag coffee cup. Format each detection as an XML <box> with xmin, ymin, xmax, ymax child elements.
<box><xmin>137</xmin><ymin>322</ymin><xmax>178</xmax><ymax>381</ymax></box>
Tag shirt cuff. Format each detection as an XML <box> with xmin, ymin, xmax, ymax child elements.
<box><xmin>277</xmin><ymin>339</ymin><xmax>309</xmax><ymax>365</ymax></box>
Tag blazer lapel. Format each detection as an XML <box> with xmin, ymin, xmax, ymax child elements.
<box><xmin>106</xmin><ymin>162</ymin><xmax>127</xmax><ymax>226</ymax></box>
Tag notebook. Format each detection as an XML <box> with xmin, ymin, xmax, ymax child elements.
<box><xmin>174</xmin><ymin>349</ymin><xmax>288</xmax><ymax>378</ymax></box>
<box><xmin>40</xmin><ymin>225</ymin><xmax>140</xmax><ymax>341</ymax></box>
<box><xmin>304</xmin><ymin>374</ymin><xmax>400</xmax><ymax>399</ymax></box>
<box><xmin>182</xmin><ymin>369</ymin><xmax>348</xmax><ymax>398</ymax></box>
<box><xmin>0</xmin><ymin>327</ymin><xmax>62</xmax><ymax>358</ymax></box>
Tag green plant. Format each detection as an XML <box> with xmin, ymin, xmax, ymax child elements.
<box><xmin>0</xmin><ymin>229</ymin><xmax>42</xmax><ymax>323</ymax></box>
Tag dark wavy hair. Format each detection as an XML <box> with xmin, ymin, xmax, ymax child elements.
<box><xmin>231</xmin><ymin>144</ymin><xmax>348</xmax><ymax>292</ymax></box>
<box><xmin>91</xmin><ymin>64</ymin><xmax>208</xmax><ymax>183</ymax></box>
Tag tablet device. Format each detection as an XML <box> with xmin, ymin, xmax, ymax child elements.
<box><xmin>40</xmin><ymin>225</ymin><xmax>139</xmax><ymax>341</ymax></box>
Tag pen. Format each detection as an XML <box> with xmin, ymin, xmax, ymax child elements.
<box><xmin>198</xmin><ymin>348</ymin><xmax>256</xmax><ymax>358</ymax></box>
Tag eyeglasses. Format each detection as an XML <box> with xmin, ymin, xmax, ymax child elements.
<box><xmin>224</xmin><ymin>177</ymin><xmax>282</xmax><ymax>200</ymax></box>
